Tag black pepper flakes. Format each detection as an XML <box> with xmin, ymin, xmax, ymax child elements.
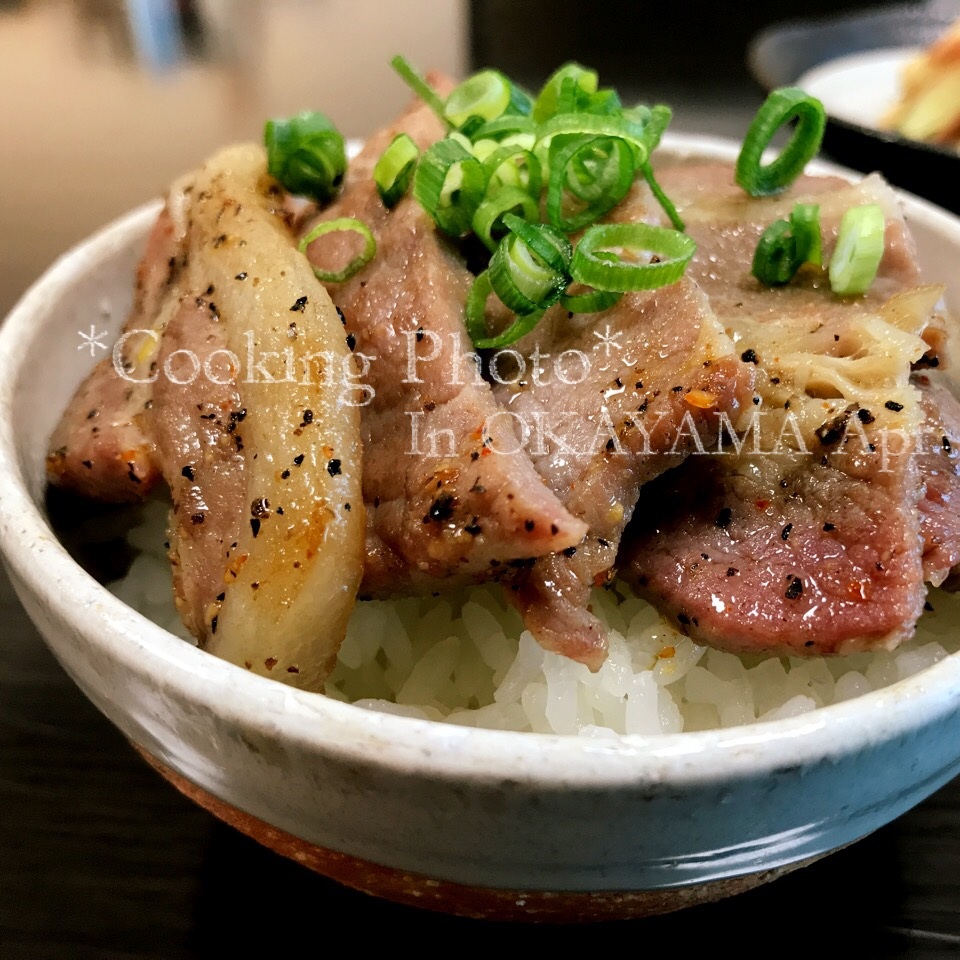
<box><xmin>416</xmin><ymin>327</ymin><xmax>425</xmax><ymax>342</ymax></box>
<box><xmin>281</xmin><ymin>469</ymin><xmax>290</xmax><ymax>480</ymax></box>
<box><xmin>857</xmin><ymin>408</ymin><xmax>875</xmax><ymax>424</ymax></box>
<box><xmin>563</xmin><ymin>546</ymin><xmax>577</xmax><ymax>557</ymax></box>
<box><xmin>251</xmin><ymin>497</ymin><xmax>270</xmax><ymax>518</ymax></box>
<box><xmin>293</xmin><ymin>454</ymin><xmax>305</xmax><ymax>466</ymax></box>
<box><xmin>250</xmin><ymin>518</ymin><xmax>261</xmax><ymax>538</ymax></box>
<box><xmin>290</xmin><ymin>296</ymin><xmax>308</xmax><ymax>312</ymax></box>
<box><xmin>181</xmin><ymin>465</ymin><xmax>195</xmax><ymax>481</ymax></box>
<box><xmin>336</xmin><ymin>306</ymin><xmax>346</xmax><ymax>325</ymax></box>
<box><xmin>781</xmin><ymin>523</ymin><xmax>793</xmax><ymax>541</ymax></box>
<box><xmin>300</xmin><ymin>409</ymin><xmax>314</xmax><ymax>426</ymax></box>
<box><xmin>944</xmin><ymin>436</ymin><xmax>953</xmax><ymax>453</ymax></box>
<box><xmin>524</xmin><ymin>519</ymin><xmax>535</xmax><ymax>532</ymax></box>
<box><xmin>81</xmin><ymin>459</ymin><xmax>93</xmax><ymax>469</ymax></box>
<box><xmin>235</xmin><ymin>272</ymin><xmax>247</xmax><ymax>280</ymax></box>
<box><xmin>885</xmin><ymin>400</ymin><xmax>904</xmax><ymax>412</ymax></box>
<box><xmin>715</xmin><ymin>507</ymin><xmax>732</xmax><ymax>528</ymax></box>
<box><xmin>823</xmin><ymin>522</ymin><xmax>836</xmax><ymax>532</ymax></box>
<box><xmin>741</xmin><ymin>348</ymin><xmax>758</xmax><ymax>364</ymax></box>
<box><xmin>346</xmin><ymin>332</ymin><xmax>357</xmax><ymax>351</ymax></box>
<box><xmin>465</xmin><ymin>522</ymin><xmax>482</xmax><ymax>536</ymax></box>
<box><xmin>191</xmin><ymin>513</ymin><xmax>205</xmax><ymax>525</ymax></box>
<box><xmin>327</xmin><ymin>459</ymin><xmax>342</xmax><ymax>476</ymax></box>
<box><xmin>726</xmin><ymin>567</ymin><xmax>738</xmax><ymax>576</ymax></box>
<box><xmin>424</xmin><ymin>495</ymin><xmax>457</xmax><ymax>524</ymax></box>
<box><xmin>785</xmin><ymin>576</ymin><xmax>803</xmax><ymax>600</ymax></box>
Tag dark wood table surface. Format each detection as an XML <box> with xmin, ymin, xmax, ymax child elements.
<box><xmin>2</xmin><ymin>2</ymin><xmax>960</xmax><ymax>955</ymax></box>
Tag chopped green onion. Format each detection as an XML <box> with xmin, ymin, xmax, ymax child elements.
<box><xmin>790</xmin><ymin>203</ymin><xmax>822</xmax><ymax>266</ymax></box>
<box><xmin>532</xmin><ymin>62</ymin><xmax>598</xmax><ymax>123</ymax></box>
<box><xmin>465</xmin><ymin>270</ymin><xmax>494</xmax><ymax>344</ymax></box>
<box><xmin>445</xmin><ymin>70</ymin><xmax>512</xmax><ymax>128</ymax></box>
<box><xmin>751</xmin><ymin>203</ymin><xmax>824</xmax><ymax>286</ymax></box>
<box><xmin>490</xmin><ymin>231</ymin><xmax>568</xmax><ymax>314</ymax></box>
<box><xmin>413</xmin><ymin>138</ymin><xmax>487</xmax><ymax>236</ymax></box>
<box><xmin>570</xmin><ymin>222</ymin><xmax>696</xmax><ymax>291</ymax></box>
<box><xmin>535</xmin><ymin>113</ymin><xmax>651</xmax><ymax>161</ymax></box>
<box><xmin>374</xmin><ymin>133</ymin><xmax>419</xmax><ymax>208</ymax></box>
<box><xmin>752</xmin><ymin>219</ymin><xmax>799</xmax><ymax>286</ymax></box>
<box><xmin>299</xmin><ymin>217</ymin><xmax>376</xmax><ymax>284</ymax></box>
<box><xmin>546</xmin><ymin>135</ymin><xmax>634</xmax><ymax>232</ymax></box>
<box><xmin>502</xmin><ymin>214</ymin><xmax>572</xmax><ymax>274</ymax></box>
<box><xmin>390</xmin><ymin>55</ymin><xmax>451</xmax><ymax>127</ymax></box>
<box><xmin>465</xmin><ymin>271</ymin><xmax>545</xmax><ymax>348</ymax></box>
<box><xmin>560</xmin><ymin>288</ymin><xmax>623</xmax><ymax>313</ymax></box>
<box><xmin>482</xmin><ymin>143</ymin><xmax>542</xmax><ymax>196</ymax></box>
<box><xmin>264</xmin><ymin>112</ymin><xmax>346</xmax><ymax>203</ymax></box>
<box><xmin>472</xmin><ymin>186</ymin><xmax>539</xmax><ymax>251</ymax></box>
<box><xmin>469</xmin><ymin>115</ymin><xmax>537</xmax><ymax>142</ymax></box>
<box><xmin>735</xmin><ymin>87</ymin><xmax>826</xmax><ymax>197</ymax></box>
<box><xmin>639</xmin><ymin>159</ymin><xmax>684</xmax><ymax>231</ymax></box>
<box><xmin>642</xmin><ymin>104</ymin><xmax>673</xmax><ymax>152</ymax></box>
<box><xmin>829</xmin><ymin>204</ymin><xmax>885</xmax><ymax>296</ymax></box>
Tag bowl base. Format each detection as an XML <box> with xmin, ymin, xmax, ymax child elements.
<box><xmin>135</xmin><ymin>745</ymin><xmax>817</xmax><ymax>922</ymax></box>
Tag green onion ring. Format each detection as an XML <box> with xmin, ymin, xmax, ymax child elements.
<box><xmin>546</xmin><ymin>136</ymin><xmax>634</xmax><ymax>232</ymax></box>
<box><xmin>466</xmin><ymin>269</ymin><xmax>545</xmax><ymax>349</ymax></box>
<box><xmin>751</xmin><ymin>219</ymin><xmax>800</xmax><ymax>286</ymax></box>
<box><xmin>374</xmin><ymin>133</ymin><xmax>419</xmax><ymax>208</ymax></box>
<box><xmin>490</xmin><ymin>232</ymin><xmax>567</xmax><ymax>314</ymax></box>
<box><xmin>536</xmin><ymin>113</ymin><xmax>651</xmax><ymax>162</ymax></box>
<box><xmin>501</xmin><ymin>213</ymin><xmax>572</xmax><ymax>274</ymax></box>
<box><xmin>482</xmin><ymin>143</ymin><xmax>542</xmax><ymax>196</ymax></box>
<box><xmin>532</xmin><ymin>62</ymin><xmax>598</xmax><ymax>123</ymax></box>
<box><xmin>445</xmin><ymin>70</ymin><xmax>512</xmax><ymax>128</ymax></box>
<box><xmin>571</xmin><ymin>222</ymin><xmax>696</xmax><ymax>291</ymax></box>
<box><xmin>560</xmin><ymin>288</ymin><xmax>623</xmax><ymax>313</ymax></box>
<box><xmin>829</xmin><ymin>204</ymin><xmax>885</xmax><ymax>296</ymax></box>
<box><xmin>790</xmin><ymin>202</ymin><xmax>822</xmax><ymax>266</ymax></box>
<box><xmin>263</xmin><ymin>111</ymin><xmax>346</xmax><ymax>203</ymax></box>
<box><xmin>469</xmin><ymin>115</ymin><xmax>537</xmax><ymax>142</ymax></box>
<box><xmin>474</xmin><ymin>311</ymin><xmax>545</xmax><ymax>349</ymax></box>
<box><xmin>735</xmin><ymin>87</ymin><xmax>826</xmax><ymax>197</ymax></box>
<box><xmin>299</xmin><ymin>217</ymin><xmax>377</xmax><ymax>284</ymax></box>
<box><xmin>472</xmin><ymin>186</ymin><xmax>539</xmax><ymax>251</ymax></box>
<box><xmin>413</xmin><ymin>138</ymin><xmax>487</xmax><ymax>237</ymax></box>
<box><xmin>639</xmin><ymin>159</ymin><xmax>685</xmax><ymax>231</ymax></box>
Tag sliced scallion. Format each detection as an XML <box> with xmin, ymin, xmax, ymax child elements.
<box><xmin>445</xmin><ymin>70</ymin><xmax>512</xmax><ymax>128</ymax></box>
<box><xmin>790</xmin><ymin>202</ymin><xmax>822</xmax><ymax>266</ymax></box>
<box><xmin>264</xmin><ymin>111</ymin><xmax>346</xmax><ymax>203</ymax></box>
<box><xmin>299</xmin><ymin>217</ymin><xmax>376</xmax><ymax>284</ymax></box>
<box><xmin>570</xmin><ymin>222</ymin><xmax>696</xmax><ymax>291</ymax></box>
<box><xmin>829</xmin><ymin>204</ymin><xmax>885</xmax><ymax>296</ymax></box>
<box><xmin>489</xmin><ymin>232</ymin><xmax>567</xmax><ymax>314</ymax></box>
<box><xmin>752</xmin><ymin>219</ymin><xmax>799</xmax><ymax>286</ymax></box>
<box><xmin>532</xmin><ymin>62</ymin><xmax>598</xmax><ymax>123</ymax></box>
<box><xmin>735</xmin><ymin>87</ymin><xmax>826</xmax><ymax>197</ymax></box>
<box><xmin>374</xmin><ymin>133</ymin><xmax>419</xmax><ymax>208</ymax></box>
<box><xmin>472</xmin><ymin>186</ymin><xmax>539</xmax><ymax>251</ymax></box>
<box><xmin>413</xmin><ymin>138</ymin><xmax>487</xmax><ymax>236</ymax></box>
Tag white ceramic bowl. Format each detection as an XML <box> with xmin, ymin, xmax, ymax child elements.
<box><xmin>3</xmin><ymin>134</ymin><xmax>960</xmax><ymax>921</ymax></box>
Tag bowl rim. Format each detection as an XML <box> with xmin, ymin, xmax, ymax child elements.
<box><xmin>3</xmin><ymin>131</ymin><xmax>960</xmax><ymax>790</ymax></box>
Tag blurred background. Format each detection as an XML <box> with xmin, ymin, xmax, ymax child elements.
<box><xmin>4</xmin><ymin>1</ymin><xmax>960</xmax><ymax>956</ymax></box>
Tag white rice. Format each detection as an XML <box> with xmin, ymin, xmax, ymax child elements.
<box><xmin>107</xmin><ymin>498</ymin><xmax>960</xmax><ymax>736</ymax></box>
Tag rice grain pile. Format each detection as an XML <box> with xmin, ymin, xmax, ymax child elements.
<box><xmin>107</xmin><ymin>499</ymin><xmax>960</xmax><ymax>737</ymax></box>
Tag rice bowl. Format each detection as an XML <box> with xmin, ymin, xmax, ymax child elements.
<box><xmin>4</xmin><ymin>134</ymin><xmax>960</xmax><ymax>919</ymax></box>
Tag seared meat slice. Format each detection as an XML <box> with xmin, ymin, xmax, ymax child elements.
<box><xmin>46</xmin><ymin>207</ymin><xmax>182</xmax><ymax>500</ymax></box>
<box><xmin>303</xmin><ymin>99</ymin><xmax>587</xmax><ymax>593</ymax></box>
<box><xmin>916</xmin><ymin>373</ymin><xmax>960</xmax><ymax>585</ymax></box>
<box><xmin>622</xmin><ymin>162</ymin><xmax>946</xmax><ymax>655</ymax></box>
<box><xmin>493</xmin><ymin>277</ymin><xmax>754</xmax><ymax>668</ymax></box>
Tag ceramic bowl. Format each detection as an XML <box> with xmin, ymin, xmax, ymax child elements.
<box><xmin>3</xmin><ymin>134</ymin><xmax>960</xmax><ymax>922</ymax></box>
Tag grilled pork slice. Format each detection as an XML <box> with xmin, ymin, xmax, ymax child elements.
<box><xmin>46</xmin><ymin>207</ymin><xmax>181</xmax><ymax>500</ymax></box>
<box><xmin>622</xmin><ymin>162</ymin><xmax>948</xmax><ymax>655</ymax></box>
<box><xmin>49</xmin><ymin>145</ymin><xmax>366</xmax><ymax>689</ymax></box>
<box><xmin>302</xmin><ymin>98</ymin><xmax>587</xmax><ymax>594</ymax></box>
<box><xmin>916</xmin><ymin>373</ymin><xmax>960</xmax><ymax>585</ymax></box>
<box><xmin>491</xmin><ymin>276</ymin><xmax>754</xmax><ymax>668</ymax></box>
